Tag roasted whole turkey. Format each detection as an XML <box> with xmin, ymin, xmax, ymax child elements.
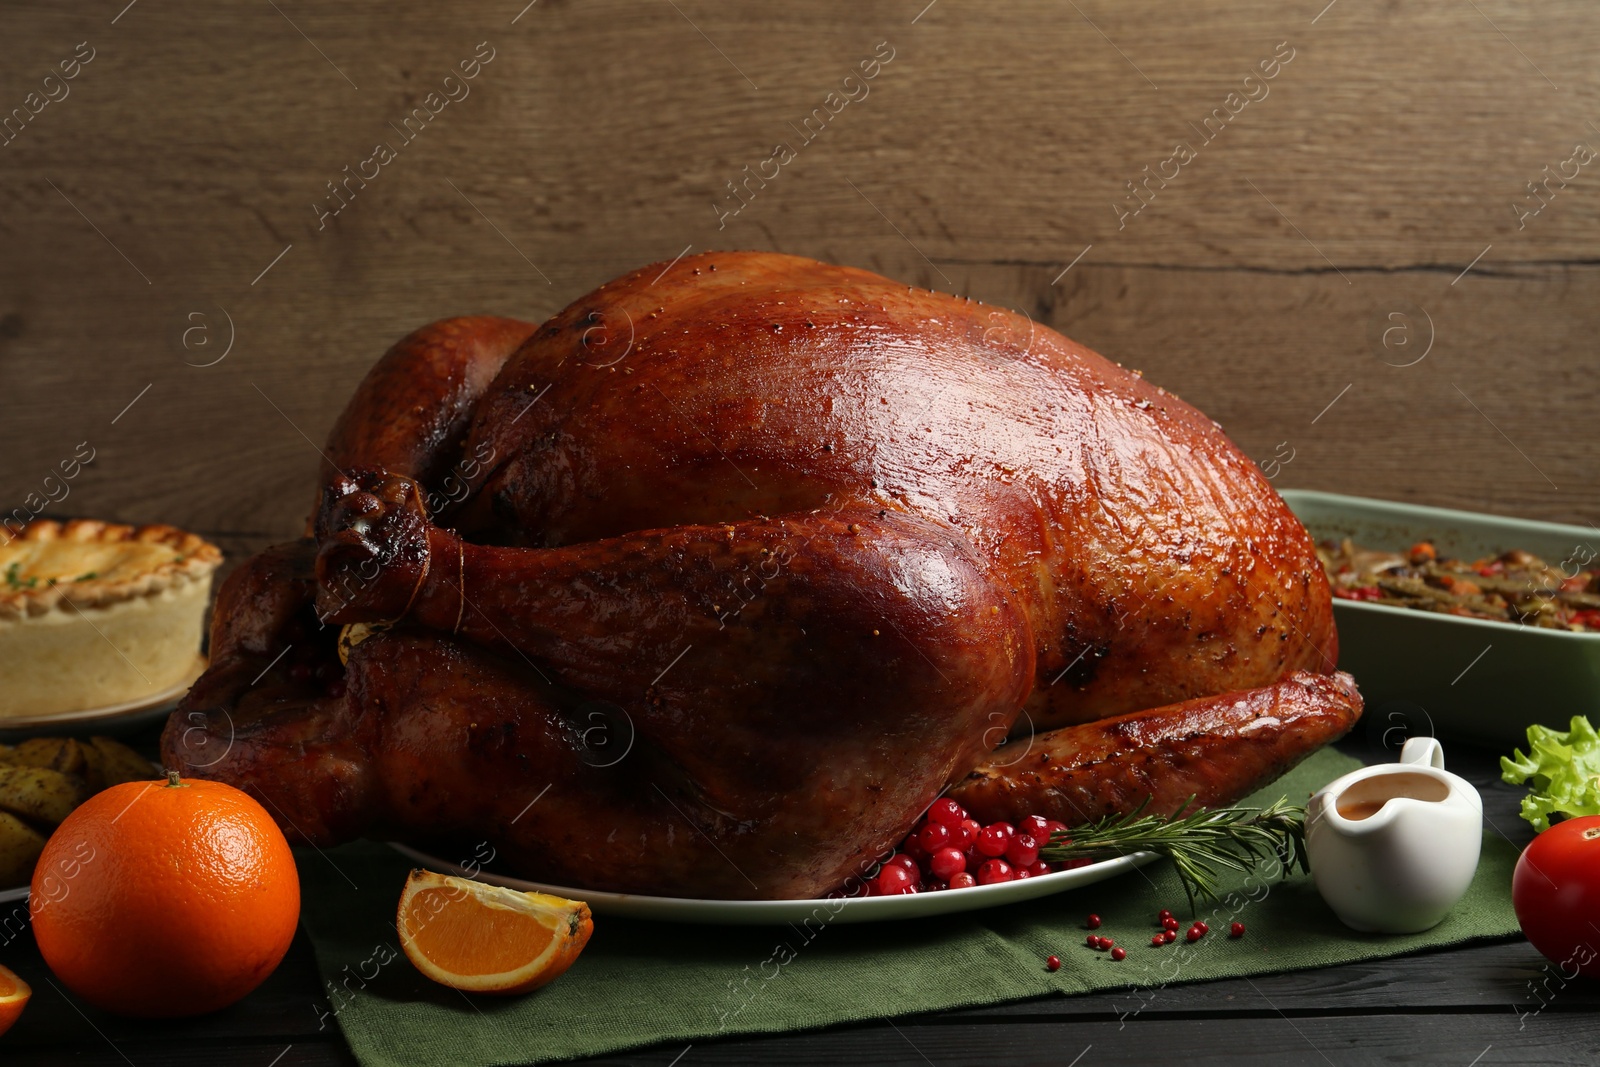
<box><xmin>163</xmin><ymin>252</ymin><xmax>1360</xmax><ymax>899</ymax></box>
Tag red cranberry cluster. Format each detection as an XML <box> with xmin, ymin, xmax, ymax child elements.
<box><xmin>868</xmin><ymin>798</ymin><xmax>1091</xmax><ymax>895</ymax></box>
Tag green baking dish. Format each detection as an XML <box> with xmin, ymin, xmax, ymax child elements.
<box><xmin>1279</xmin><ymin>489</ymin><xmax>1600</xmax><ymax>749</ymax></box>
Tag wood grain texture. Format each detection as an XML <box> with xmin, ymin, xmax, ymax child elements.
<box><xmin>586</xmin><ymin>1014</ymin><xmax>1599</xmax><ymax>1065</ymax></box>
<box><xmin>1</xmin><ymin>0</ymin><xmax>1597</xmax><ymax>554</ymax></box>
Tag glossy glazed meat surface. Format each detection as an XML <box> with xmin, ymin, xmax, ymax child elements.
<box><xmin>164</xmin><ymin>252</ymin><xmax>1357</xmax><ymax>899</ymax></box>
<box><xmin>949</xmin><ymin>671</ymin><xmax>1363</xmax><ymax>826</ymax></box>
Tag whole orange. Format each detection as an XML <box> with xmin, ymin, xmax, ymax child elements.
<box><xmin>30</xmin><ymin>772</ymin><xmax>300</xmax><ymax>1018</ymax></box>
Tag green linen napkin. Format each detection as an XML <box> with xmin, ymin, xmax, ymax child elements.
<box><xmin>299</xmin><ymin>748</ymin><xmax>1521</xmax><ymax>1066</ymax></box>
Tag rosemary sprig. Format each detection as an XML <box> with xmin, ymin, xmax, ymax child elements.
<box><xmin>1037</xmin><ymin>795</ymin><xmax>1309</xmax><ymax>914</ymax></box>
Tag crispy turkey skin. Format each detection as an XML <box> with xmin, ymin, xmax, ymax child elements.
<box><xmin>164</xmin><ymin>252</ymin><xmax>1357</xmax><ymax>899</ymax></box>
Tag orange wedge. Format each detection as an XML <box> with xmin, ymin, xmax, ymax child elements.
<box><xmin>0</xmin><ymin>963</ymin><xmax>31</xmax><ymax>1036</ymax></box>
<box><xmin>396</xmin><ymin>869</ymin><xmax>593</xmax><ymax>995</ymax></box>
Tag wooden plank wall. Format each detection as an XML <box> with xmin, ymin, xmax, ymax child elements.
<box><xmin>2</xmin><ymin>0</ymin><xmax>1596</xmax><ymax>568</ymax></box>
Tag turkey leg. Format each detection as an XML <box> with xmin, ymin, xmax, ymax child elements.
<box><xmin>312</xmin><ymin>468</ymin><xmax>1037</xmax><ymax>812</ymax></box>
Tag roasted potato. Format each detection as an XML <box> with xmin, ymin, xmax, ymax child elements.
<box><xmin>76</xmin><ymin>739</ymin><xmax>109</xmax><ymax>792</ymax></box>
<box><xmin>3</xmin><ymin>736</ymin><xmax>86</xmax><ymax>776</ymax></box>
<box><xmin>0</xmin><ymin>810</ymin><xmax>47</xmax><ymax>888</ymax></box>
<box><xmin>89</xmin><ymin>736</ymin><xmax>159</xmax><ymax>786</ymax></box>
<box><xmin>0</xmin><ymin>764</ymin><xmax>89</xmax><ymax>826</ymax></box>
<box><xmin>0</xmin><ymin>735</ymin><xmax>156</xmax><ymax>883</ymax></box>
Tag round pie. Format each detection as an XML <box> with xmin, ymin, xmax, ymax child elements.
<box><xmin>0</xmin><ymin>520</ymin><xmax>221</xmax><ymax>718</ymax></box>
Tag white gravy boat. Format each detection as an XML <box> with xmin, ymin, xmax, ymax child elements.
<box><xmin>1304</xmin><ymin>737</ymin><xmax>1482</xmax><ymax>934</ymax></box>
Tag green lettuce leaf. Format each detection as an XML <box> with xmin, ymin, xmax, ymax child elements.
<box><xmin>1501</xmin><ymin>716</ymin><xmax>1600</xmax><ymax>832</ymax></box>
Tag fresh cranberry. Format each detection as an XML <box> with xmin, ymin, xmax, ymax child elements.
<box><xmin>975</xmin><ymin>825</ymin><xmax>1010</xmax><ymax>858</ymax></box>
<box><xmin>1150</xmin><ymin>935</ymin><xmax>1165</xmax><ymax>946</ymax></box>
<box><xmin>1045</xmin><ymin>820</ymin><xmax>1069</xmax><ymax>841</ymax></box>
<box><xmin>1186</xmin><ymin>926</ymin><xmax>1203</xmax><ymax>942</ymax></box>
<box><xmin>1194</xmin><ymin>921</ymin><xmax>1209</xmax><ymax>935</ymax></box>
<box><xmin>1060</xmin><ymin>858</ymin><xmax>1092</xmax><ymax>871</ymax></box>
<box><xmin>955</xmin><ymin>818</ymin><xmax>982</xmax><ymax>850</ymax></box>
<box><xmin>917</xmin><ymin>821</ymin><xmax>953</xmax><ymax>852</ymax></box>
<box><xmin>1020</xmin><ymin>814</ymin><xmax>1051</xmax><ymax>841</ymax></box>
<box><xmin>1028</xmin><ymin>861</ymin><xmax>1051</xmax><ymax>877</ymax></box>
<box><xmin>1163</xmin><ymin>930</ymin><xmax>1177</xmax><ymax>944</ymax></box>
<box><xmin>929</xmin><ymin>847</ymin><xmax>966</xmax><ymax>881</ymax></box>
<box><xmin>1086</xmin><ymin>914</ymin><xmax>1102</xmax><ymax>929</ymax></box>
<box><xmin>948</xmin><ymin>871</ymin><xmax>976</xmax><ymax>889</ymax></box>
<box><xmin>1005</xmin><ymin>834</ymin><xmax>1039</xmax><ymax>868</ymax></box>
<box><xmin>1014</xmin><ymin>865</ymin><xmax>1032</xmax><ymax>879</ymax></box>
<box><xmin>1158</xmin><ymin>909</ymin><xmax>1174</xmax><ymax>923</ymax></box>
<box><xmin>927</xmin><ymin>798</ymin><xmax>966</xmax><ymax>827</ymax></box>
<box><xmin>887</xmin><ymin>854</ymin><xmax>920</xmax><ymax>880</ymax></box>
<box><xmin>1230</xmin><ymin>922</ymin><xmax>1245</xmax><ymax>939</ymax></box>
<box><xmin>1111</xmin><ymin>946</ymin><xmax>1127</xmax><ymax>961</ymax></box>
<box><xmin>1046</xmin><ymin>955</ymin><xmax>1061</xmax><ymax>972</ymax></box>
<box><xmin>1086</xmin><ymin>934</ymin><xmax>1101</xmax><ymax>948</ymax></box>
<box><xmin>876</xmin><ymin>865</ymin><xmax>914</xmax><ymax>895</ymax></box>
<box><xmin>976</xmin><ymin>859</ymin><xmax>1015</xmax><ymax>885</ymax></box>
<box><xmin>1162</xmin><ymin>916</ymin><xmax>1180</xmax><ymax>932</ymax></box>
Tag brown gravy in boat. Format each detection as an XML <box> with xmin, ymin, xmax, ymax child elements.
<box><xmin>1336</xmin><ymin>771</ymin><xmax>1450</xmax><ymax>820</ymax></box>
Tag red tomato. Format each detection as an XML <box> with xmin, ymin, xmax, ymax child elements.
<box><xmin>1512</xmin><ymin>816</ymin><xmax>1600</xmax><ymax>978</ymax></box>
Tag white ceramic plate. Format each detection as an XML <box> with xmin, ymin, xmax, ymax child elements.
<box><xmin>0</xmin><ymin>655</ymin><xmax>204</xmax><ymax>739</ymax></box>
<box><xmin>390</xmin><ymin>843</ymin><xmax>1158</xmax><ymax>925</ymax></box>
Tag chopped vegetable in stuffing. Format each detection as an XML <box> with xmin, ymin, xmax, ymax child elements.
<box><xmin>1315</xmin><ymin>538</ymin><xmax>1600</xmax><ymax>632</ymax></box>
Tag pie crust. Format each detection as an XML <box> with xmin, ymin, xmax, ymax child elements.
<box><xmin>0</xmin><ymin>520</ymin><xmax>222</xmax><ymax>718</ymax></box>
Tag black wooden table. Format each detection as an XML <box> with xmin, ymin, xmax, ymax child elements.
<box><xmin>4</xmin><ymin>733</ymin><xmax>1595</xmax><ymax>1066</ymax></box>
